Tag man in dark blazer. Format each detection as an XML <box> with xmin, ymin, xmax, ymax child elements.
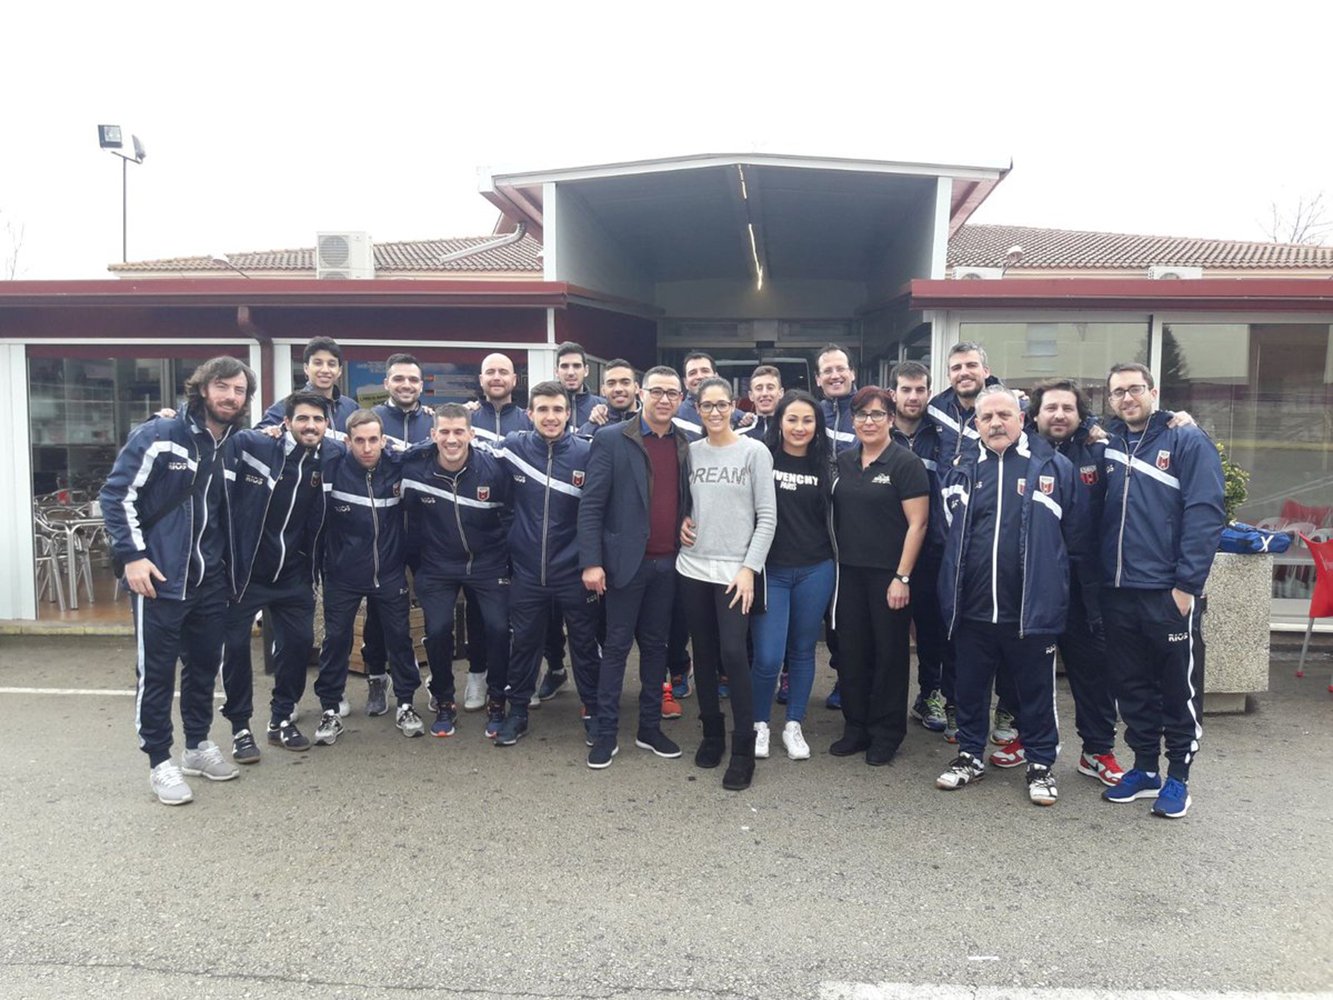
<box><xmin>578</xmin><ymin>365</ymin><xmax>692</xmax><ymax>769</ymax></box>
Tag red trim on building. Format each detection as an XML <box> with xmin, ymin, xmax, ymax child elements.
<box><xmin>909</xmin><ymin>278</ymin><xmax>1333</xmax><ymax>313</ymax></box>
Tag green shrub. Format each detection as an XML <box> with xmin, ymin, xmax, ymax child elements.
<box><xmin>1217</xmin><ymin>441</ymin><xmax>1249</xmax><ymax>523</ymax></box>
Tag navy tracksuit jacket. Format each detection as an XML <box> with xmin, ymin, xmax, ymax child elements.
<box><xmin>1100</xmin><ymin>410</ymin><xmax>1225</xmax><ymax>781</ymax></box>
<box><xmin>926</xmin><ymin>375</ymin><xmax>1005</xmax><ymax>467</ymax></box>
<box><xmin>470</xmin><ymin>400</ymin><xmax>531</xmax><ymax>446</ymax></box>
<box><xmin>373</xmin><ymin>401</ymin><xmax>434</xmax><ymax>450</ymax></box>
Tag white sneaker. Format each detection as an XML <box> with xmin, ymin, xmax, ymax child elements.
<box><xmin>149</xmin><ymin>760</ymin><xmax>194</xmax><ymax>805</ymax></box>
<box><xmin>463</xmin><ymin>673</ymin><xmax>487</xmax><ymax>711</ymax></box>
<box><xmin>314</xmin><ymin>710</ymin><xmax>344</xmax><ymax>746</ymax></box>
<box><xmin>396</xmin><ymin>703</ymin><xmax>425</xmax><ymax>738</ymax></box>
<box><xmin>181</xmin><ymin>741</ymin><xmax>240</xmax><ymax>782</ymax></box>
<box><xmin>782</xmin><ymin>720</ymin><xmax>811</xmax><ymax>760</ymax></box>
<box><xmin>288</xmin><ymin>704</ymin><xmax>301</xmax><ymax>725</ymax></box>
<box><xmin>338</xmin><ymin>697</ymin><xmax>351</xmax><ymax>718</ymax></box>
<box><xmin>753</xmin><ymin>721</ymin><xmax>770</xmax><ymax>759</ymax></box>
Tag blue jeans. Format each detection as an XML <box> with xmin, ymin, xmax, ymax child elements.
<box><xmin>751</xmin><ymin>560</ymin><xmax>836</xmax><ymax>724</ymax></box>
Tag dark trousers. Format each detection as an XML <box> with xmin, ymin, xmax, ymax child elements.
<box><xmin>316</xmin><ymin>583</ymin><xmax>420</xmax><ymax>710</ymax></box>
<box><xmin>1058</xmin><ymin>589</ymin><xmax>1117</xmax><ymax>755</ymax></box>
<box><xmin>835</xmin><ymin>564</ymin><xmax>912</xmax><ymax>754</ymax></box>
<box><xmin>597</xmin><ymin>555</ymin><xmax>675</xmax><ymax>740</ymax></box>
<box><xmin>954</xmin><ymin>620</ymin><xmax>1059</xmax><ymax>766</ymax></box>
<box><xmin>505</xmin><ymin>575</ymin><xmax>600</xmax><ymax>713</ymax></box>
<box><xmin>910</xmin><ymin>550</ymin><xmax>952</xmax><ymax>700</ymax></box>
<box><xmin>360</xmin><ymin>599</ymin><xmax>386</xmax><ymax>676</ymax></box>
<box><xmin>133</xmin><ymin>574</ymin><xmax>227</xmax><ymax>767</ymax></box>
<box><xmin>418</xmin><ymin>574</ymin><xmax>510</xmax><ymax>704</ymax></box>
<box><xmin>220</xmin><ymin>571</ymin><xmax>315</xmax><ymax>730</ymax></box>
<box><xmin>468</xmin><ymin>595</ymin><xmax>565</xmax><ymax>674</ymax></box>
<box><xmin>678</xmin><ymin>575</ymin><xmax>754</xmax><ymax>735</ymax></box>
<box><xmin>1102</xmin><ymin>588</ymin><xmax>1206</xmax><ymax>782</ymax></box>
<box><xmin>667</xmin><ymin>583</ymin><xmax>692</xmax><ymax>675</ymax></box>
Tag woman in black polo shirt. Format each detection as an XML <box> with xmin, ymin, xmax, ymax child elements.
<box><xmin>831</xmin><ymin>385</ymin><xmax>929</xmax><ymax>765</ymax></box>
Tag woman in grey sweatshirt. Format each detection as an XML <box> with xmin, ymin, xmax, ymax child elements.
<box><xmin>677</xmin><ymin>377</ymin><xmax>776</xmax><ymax>790</ymax></box>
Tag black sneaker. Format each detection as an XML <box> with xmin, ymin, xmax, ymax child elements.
<box><xmin>634</xmin><ymin>728</ymin><xmax>682</xmax><ymax>759</ymax></box>
<box><xmin>536</xmin><ymin>668</ymin><xmax>568</xmax><ymax>701</ymax></box>
<box><xmin>266</xmin><ymin>719</ymin><xmax>311</xmax><ymax>752</ymax></box>
<box><xmin>231</xmin><ymin>729</ymin><xmax>261</xmax><ymax>764</ymax></box>
<box><xmin>366</xmin><ymin>676</ymin><xmax>389</xmax><ymax>717</ymax></box>
<box><xmin>587</xmin><ymin>737</ymin><xmax>619</xmax><ymax>769</ymax></box>
<box><xmin>494</xmin><ymin>713</ymin><xmax>528</xmax><ymax>747</ymax></box>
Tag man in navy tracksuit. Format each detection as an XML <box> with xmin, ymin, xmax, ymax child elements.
<box><xmin>488</xmin><ymin>380</ymin><xmax>601</xmax><ymax>746</ymax></box>
<box><xmin>556</xmin><ymin>341</ymin><xmax>607</xmax><ymax>433</ymax></box>
<box><xmin>578</xmin><ymin>365</ymin><xmax>691</xmax><ymax>768</ymax></box>
<box><xmin>258</xmin><ymin>336</ymin><xmax>359</xmax><ymax>437</ymax></box>
<box><xmin>577</xmin><ymin>358</ymin><xmax>640</xmax><ymax>437</ymax></box>
<box><xmin>888</xmin><ymin>361</ymin><xmax>952</xmax><ymax>735</ymax></box>
<box><xmin>401</xmin><ymin>403</ymin><xmax>514</xmax><ymax>740</ymax></box>
<box><xmin>311</xmin><ymin>409</ymin><xmax>424</xmax><ymax>745</ymax></box>
<box><xmin>739</xmin><ymin>364</ymin><xmax>782</xmax><ymax>443</ymax></box>
<box><xmin>219</xmin><ymin>390</ymin><xmax>332</xmax><ymax>759</ymax></box>
<box><xmin>935</xmin><ymin>386</ymin><xmax>1082</xmax><ymax>808</ymax></box>
<box><xmin>361</xmin><ymin>352</ymin><xmax>433</xmax><ymax>715</ymax></box>
<box><xmin>100</xmin><ymin>356</ymin><xmax>255</xmax><ymax>806</ymax></box>
<box><xmin>1099</xmin><ymin>362</ymin><xmax>1225</xmax><ymax>818</ymax></box>
<box><xmin>817</xmin><ymin>344</ymin><xmax>860</xmax><ymax>709</ymax></box>
<box><xmin>1023</xmin><ymin>378</ymin><xmax>1126</xmax><ymax>787</ymax></box>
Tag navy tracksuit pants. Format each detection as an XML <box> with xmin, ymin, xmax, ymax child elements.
<box><xmin>910</xmin><ymin>549</ymin><xmax>953</xmax><ymax>701</ymax></box>
<box><xmin>504</xmin><ymin>574</ymin><xmax>600</xmax><ymax>714</ymax></box>
<box><xmin>133</xmin><ymin>573</ymin><xmax>228</xmax><ymax>768</ymax></box>
<box><xmin>953</xmin><ymin>620</ymin><xmax>1060</xmax><ymax>767</ymax></box>
<box><xmin>466</xmin><ymin>595</ymin><xmax>565</xmax><ymax>676</ymax></box>
<box><xmin>220</xmin><ymin>570</ymin><xmax>316</xmax><ymax>731</ymax></box>
<box><xmin>596</xmin><ymin>555</ymin><xmax>675</xmax><ymax>741</ymax></box>
<box><xmin>316</xmin><ymin>583</ymin><xmax>421</xmax><ymax>711</ymax></box>
<box><xmin>1101</xmin><ymin>588</ymin><xmax>1205</xmax><ymax>782</ymax></box>
<box><xmin>1057</xmin><ymin>581</ymin><xmax>1118</xmax><ymax>756</ymax></box>
<box><xmin>417</xmin><ymin>574</ymin><xmax>511</xmax><ymax>705</ymax></box>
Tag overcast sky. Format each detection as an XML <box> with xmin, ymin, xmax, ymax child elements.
<box><xmin>3</xmin><ymin>1</ymin><xmax>1330</xmax><ymax>279</ymax></box>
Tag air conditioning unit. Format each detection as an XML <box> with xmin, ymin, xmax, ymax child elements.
<box><xmin>316</xmin><ymin>231</ymin><xmax>375</xmax><ymax>279</ymax></box>
<box><xmin>953</xmin><ymin>266</ymin><xmax>1005</xmax><ymax>280</ymax></box>
<box><xmin>1148</xmin><ymin>265</ymin><xmax>1203</xmax><ymax>280</ymax></box>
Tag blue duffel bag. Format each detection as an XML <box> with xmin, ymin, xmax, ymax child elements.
<box><xmin>1218</xmin><ymin>521</ymin><xmax>1293</xmax><ymax>554</ymax></box>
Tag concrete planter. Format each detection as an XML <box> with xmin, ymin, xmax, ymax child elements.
<box><xmin>1202</xmin><ymin>551</ymin><xmax>1272</xmax><ymax>713</ymax></box>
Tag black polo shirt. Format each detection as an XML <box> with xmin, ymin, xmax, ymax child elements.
<box><xmin>832</xmin><ymin>442</ymin><xmax>929</xmax><ymax>570</ymax></box>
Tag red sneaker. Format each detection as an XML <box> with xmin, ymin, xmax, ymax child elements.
<box><xmin>988</xmin><ymin>739</ymin><xmax>1026</xmax><ymax>768</ymax></box>
<box><xmin>1077</xmin><ymin>750</ymin><xmax>1126</xmax><ymax>786</ymax></box>
<box><xmin>661</xmin><ymin>682</ymin><xmax>683</xmax><ymax>720</ymax></box>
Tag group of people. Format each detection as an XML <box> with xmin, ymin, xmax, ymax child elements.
<box><xmin>100</xmin><ymin>335</ymin><xmax>1225</xmax><ymax>818</ymax></box>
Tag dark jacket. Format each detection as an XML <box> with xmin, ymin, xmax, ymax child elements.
<box><xmin>224</xmin><ymin>429</ymin><xmax>330</xmax><ymax>600</ymax></box>
<box><xmin>938</xmin><ymin>430</ymin><xmax>1081</xmax><ymax>638</ymax></box>
<box><xmin>927</xmin><ymin>374</ymin><xmax>1005</xmax><ymax>467</ymax></box>
<box><xmin>892</xmin><ymin>419</ymin><xmax>947</xmax><ymax>553</ymax></box>
<box><xmin>578</xmin><ymin>419</ymin><xmax>691</xmax><ymax>589</ymax></box>
<box><xmin>578</xmin><ymin>404</ymin><xmax>638</xmax><ymax>439</ymax></box>
<box><xmin>318</xmin><ymin>444</ymin><xmax>406</xmax><ymax>593</ymax></box>
<box><xmin>566</xmin><ymin>384</ymin><xmax>607</xmax><ymax>433</ymax></box>
<box><xmin>820</xmin><ymin>394</ymin><xmax>858</xmax><ymax>457</ymax></box>
<box><xmin>373</xmin><ymin>401</ymin><xmax>433</xmax><ymax>450</ymax></box>
<box><xmin>258</xmin><ymin>383</ymin><xmax>359</xmax><ymax>438</ymax></box>
<box><xmin>1029</xmin><ymin>414</ymin><xmax>1107</xmax><ymax>622</ymax></box>
<box><xmin>100</xmin><ymin>410</ymin><xmax>234</xmax><ymax>601</ymax></box>
<box><xmin>401</xmin><ymin>443</ymin><xmax>512</xmax><ymax>581</ymax></box>
<box><xmin>1101</xmin><ymin>410</ymin><xmax>1225</xmax><ymax>596</ymax></box>
<box><xmin>490</xmin><ymin>429</ymin><xmax>590</xmax><ymax>585</ymax></box>
<box><xmin>471</xmin><ymin>400</ymin><xmax>531</xmax><ymax>446</ymax></box>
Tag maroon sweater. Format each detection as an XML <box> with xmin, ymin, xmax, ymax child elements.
<box><xmin>643</xmin><ymin>430</ymin><xmax>680</xmax><ymax>557</ymax></box>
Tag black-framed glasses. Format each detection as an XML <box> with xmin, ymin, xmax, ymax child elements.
<box><xmin>852</xmin><ymin>410</ymin><xmax>889</xmax><ymax>424</ymax></box>
<box><xmin>698</xmin><ymin>400</ymin><xmax>733</xmax><ymax>414</ymax></box>
<box><xmin>1109</xmin><ymin>384</ymin><xmax>1150</xmax><ymax>401</ymax></box>
<box><xmin>644</xmin><ymin>387</ymin><xmax>682</xmax><ymax>401</ymax></box>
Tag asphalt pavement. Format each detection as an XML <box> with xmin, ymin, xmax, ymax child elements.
<box><xmin>1</xmin><ymin>635</ymin><xmax>1330</xmax><ymax>999</ymax></box>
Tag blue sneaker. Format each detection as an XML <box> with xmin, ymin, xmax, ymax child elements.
<box><xmin>484</xmin><ymin>699</ymin><xmax>505</xmax><ymax>739</ymax></box>
<box><xmin>1151</xmin><ymin>777</ymin><xmax>1191</xmax><ymax>818</ymax></box>
<box><xmin>430</xmin><ymin>701</ymin><xmax>457</xmax><ymax>738</ymax></box>
<box><xmin>718</xmin><ymin>676</ymin><xmax>731</xmax><ymax>700</ymax></box>
<box><xmin>825</xmin><ymin>681</ymin><xmax>842</xmax><ymax>711</ymax></box>
<box><xmin>776</xmin><ymin>672</ymin><xmax>790</xmax><ymax>705</ymax></box>
<box><xmin>1102</xmin><ymin>768</ymin><xmax>1162</xmax><ymax>803</ymax></box>
<box><xmin>536</xmin><ymin>668</ymin><xmax>568</xmax><ymax>701</ymax></box>
<box><xmin>671</xmin><ymin>667</ymin><xmax>693</xmax><ymax>700</ymax></box>
<box><xmin>494</xmin><ymin>713</ymin><xmax>528</xmax><ymax>747</ymax></box>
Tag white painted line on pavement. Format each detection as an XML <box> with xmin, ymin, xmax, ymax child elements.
<box><xmin>820</xmin><ymin>986</ymin><xmax>1333</xmax><ymax>1000</ymax></box>
<box><xmin>0</xmin><ymin>687</ymin><xmax>224</xmax><ymax>699</ymax></box>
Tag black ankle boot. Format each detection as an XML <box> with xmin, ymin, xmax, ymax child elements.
<box><xmin>694</xmin><ymin>713</ymin><xmax>726</xmax><ymax>769</ymax></box>
<box><xmin>722</xmin><ymin>729</ymin><xmax>756</xmax><ymax>791</ymax></box>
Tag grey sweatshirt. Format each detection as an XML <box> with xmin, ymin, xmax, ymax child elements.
<box><xmin>676</xmin><ymin>436</ymin><xmax>777</xmax><ymax>586</ymax></box>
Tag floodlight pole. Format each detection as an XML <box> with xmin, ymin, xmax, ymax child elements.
<box><xmin>109</xmin><ymin>149</ymin><xmax>145</xmax><ymax>263</ymax></box>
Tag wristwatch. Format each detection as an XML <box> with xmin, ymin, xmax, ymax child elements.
<box><xmin>895</xmin><ymin>574</ymin><xmax>910</xmax><ymax>585</ymax></box>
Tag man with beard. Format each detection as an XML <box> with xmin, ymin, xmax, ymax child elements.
<box><xmin>556</xmin><ymin>341</ymin><xmax>607</xmax><ymax>433</ymax></box>
<box><xmin>579</xmin><ymin>359</ymin><xmax>639</xmax><ymax>435</ymax></box>
<box><xmin>259</xmin><ymin>337</ymin><xmax>359</xmax><ymax>437</ymax></box>
<box><xmin>373</xmin><ymin>353</ymin><xmax>433</xmax><ymax>449</ymax></box>
<box><xmin>101</xmin><ymin>356</ymin><xmax>256</xmax><ymax>805</ymax></box>
<box><xmin>888</xmin><ymin>361</ymin><xmax>952</xmax><ymax>737</ymax></box>
<box><xmin>219</xmin><ymin>391</ymin><xmax>334</xmax><ymax>760</ymax></box>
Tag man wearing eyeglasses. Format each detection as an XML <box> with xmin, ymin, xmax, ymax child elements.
<box><xmin>1098</xmin><ymin>362</ymin><xmax>1224</xmax><ymax>819</ymax></box>
<box><xmin>578</xmin><ymin>366</ymin><xmax>692</xmax><ymax>768</ymax></box>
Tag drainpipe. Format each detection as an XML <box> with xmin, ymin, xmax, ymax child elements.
<box><xmin>236</xmin><ymin>304</ymin><xmax>272</xmax><ymax>415</ymax></box>
<box><xmin>436</xmin><ymin>222</ymin><xmax>528</xmax><ymax>265</ymax></box>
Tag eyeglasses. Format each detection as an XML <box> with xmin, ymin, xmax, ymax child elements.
<box><xmin>1109</xmin><ymin>384</ymin><xmax>1150</xmax><ymax>401</ymax></box>
<box><xmin>852</xmin><ymin>410</ymin><xmax>889</xmax><ymax>424</ymax></box>
<box><xmin>698</xmin><ymin>400</ymin><xmax>733</xmax><ymax>414</ymax></box>
<box><xmin>644</xmin><ymin>387</ymin><xmax>682</xmax><ymax>401</ymax></box>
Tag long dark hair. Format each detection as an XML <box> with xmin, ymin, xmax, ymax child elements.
<box><xmin>765</xmin><ymin>389</ymin><xmax>832</xmax><ymax>494</ymax></box>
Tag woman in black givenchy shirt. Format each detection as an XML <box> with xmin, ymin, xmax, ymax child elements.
<box><xmin>830</xmin><ymin>386</ymin><xmax>929</xmax><ymax>766</ymax></box>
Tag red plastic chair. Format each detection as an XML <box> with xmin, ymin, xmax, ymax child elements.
<box><xmin>1295</xmin><ymin>534</ymin><xmax>1333</xmax><ymax>691</ymax></box>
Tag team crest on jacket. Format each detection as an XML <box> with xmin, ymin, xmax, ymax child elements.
<box><xmin>1080</xmin><ymin>465</ymin><xmax>1097</xmax><ymax>486</ymax></box>
<box><xmin>572</xmin><ymin>470</ymin><xmax>586</xmax><ymax>488</ymax></box>
<box><xmin>1156</xmin><ymin>450</ymin><xmax>1171</xmax><ymax>471</ymax></box>
<box><xmin>476</xmin><ymin>485</ymin><xmax>490</xmax><ymax>502</ymax></box>
<box><xmin>1016</xmin><ymin>478</ymin><xmax>1026</xmax><ymax>495</ymax></box>
<box><xmin>310</xmin><ymin>471</ymin><xmax>321</xmax><ymax>488</ymax></box>
<box><xmin>1039</xmin><ymin>475</ymin><xmax>1054</xmax><ymax>495</ymax></box>
<box><xmin>392</xmin><ymin>483</ymin><xmax>401</xmax><ymax>497</ymax></box>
